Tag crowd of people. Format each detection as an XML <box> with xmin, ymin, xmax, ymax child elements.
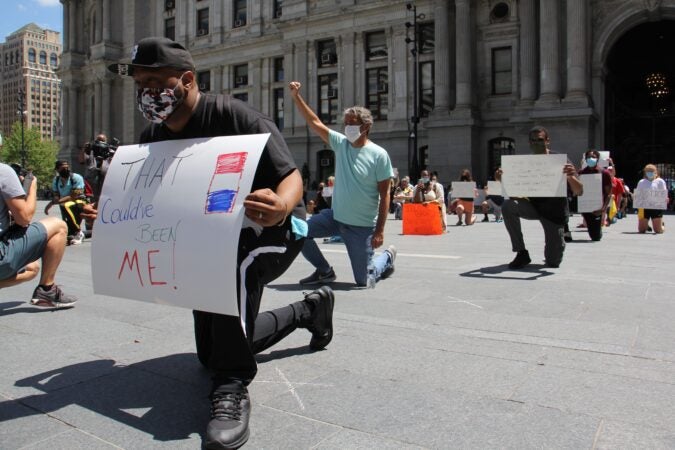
<box><xmin>0</xmin><ymin>36</ymin><xmax>671</xmax><ymax>449</ymax></box>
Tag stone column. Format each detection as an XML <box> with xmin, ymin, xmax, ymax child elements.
<box><xmin>69</xmin><ymin>84</ymin><xmax>78</xmax><ymax>146</ymax></box>
<box><xmin>101</xmin><ymin>78</ymin><xmax>111</xmax><ymax>136</ymax></box>
<box><xmin>69</xmin><ymin>0</ymin><xmax>77</xmax><ymax>52</ymax></box>
<box><xmin>565</xmin><ymin>0</ymin><xmax>588</xmax><ymax>103</ymax></box>
<box><xmin>519</xmin><ymin>0</ymin><xmax>537</xmax><ymax>103</ymax></box>
<box><xmin>63</xmin><ymin>1</ymin><xmax>70</xmax><ymax>52</ymax></box>
<box><xmin>94</xmin><ymin>81</ymin><xmax>102</xmax><ymax>135</ymax></box>
<box><xmin>341</xmin><ymin>33</ymin><xmax>356</xmax><ymax>108</ymax></box>
<box><xmin>455</xmin><ymin>0</ymin><xmax>472</xmax><ymax>109</ymax></box>
<box><xmin>538</xmin><ymin>0</ymin><xmax>560</xmax><ymax>102</ymax></box>
<box><xmin>432</xmin><ymin>0</ymin><xmax>450</xmax><ymax>113</ymax></box>
<box><xmin>291</xmin><ymin>41</ymin><xmax>308</xmax><ymax>128</ymax></box>
<box><xmin>102</xmin><ymin>0</ymin><xmax>111</xmax><ymax>42</ymax></box>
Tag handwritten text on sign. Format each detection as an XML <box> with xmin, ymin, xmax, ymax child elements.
<box><xmin>92</xmin><ymin>135</ymin><xmax>269</xmax><ymax>316</ymax></box>
<box><xmin>501</xmin><ymin>154</ymin><xmax>568</xmax><ymax>198</ymax></box>
<box><xmin>633</xmin><ymin>188</ymin><xmax>668</xmax><ymax>210</ymax></box>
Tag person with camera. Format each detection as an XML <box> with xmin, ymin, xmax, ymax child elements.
<box><xmin>81</xmin><ymin>134</ymin><xmax>116</xmax><ymax>201</ymax></box>
<box><xmin>45</xmin><ymin>160</ymin><xmax>87</xmax><ymax>245</ymax></box>
<box><xmin>0</xmin><ymin>157</ymin><xmax>78</xmax><ymax>307</ymax></box>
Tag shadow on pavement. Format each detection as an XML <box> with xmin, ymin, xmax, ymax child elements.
<box><xmin>459</xmin><ymin>264</ymin><xmax>554</xmax><ymax>280</ymax></box>
<box><xmin>268</xmin><ymin>281</ymin><xmax>359</xmax><ymax>292</ymax></box>
<box><xmin>0</xmin><ymin>301</ymin><xmax>65</xmax><ymax>316</ymax></box>
<box><xmin>256</xmin><ymin>345</ymin><xmax>314</xmax><ymax>363</ymax></box>
<box><xmin>3</xmin><ymin>354</ymin><xmax>209</xmax><ymax>443</ymax></box>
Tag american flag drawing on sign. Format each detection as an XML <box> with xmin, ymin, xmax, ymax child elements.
<box><xmin>205</xmin><ymin>152</ymin><xmax>248</xmax><ymax>214</ymax></box>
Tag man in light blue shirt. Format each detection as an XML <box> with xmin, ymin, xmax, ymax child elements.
<box><xmin>289</xmin><ymin>81</ymin><xmax>396</xmax><ymax>287</ymax></box>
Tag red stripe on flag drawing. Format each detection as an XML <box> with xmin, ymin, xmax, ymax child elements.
<box><xmin>215</xmin><ymin>152</ymin><xmax>247</xmax><ymax>174</ymax></box>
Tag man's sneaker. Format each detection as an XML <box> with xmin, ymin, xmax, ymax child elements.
<box><xmin>380</xmin><ymin>245</ymin><xmax>397</xmax><ymax>279</ymax></box>
<box><xmin>299</xmin><ymin>267</ymin><xmax>336</xmax><ymax>285</ymax></box>
<box><xmin>205</xmin><ymin>384</ymin><xmax>251</xmax><ymax>450</ymax></box>
<box><xmin>456</xmin><ymin>219</ymin><xmax>463</xmax><ymax>226</ymax></box>
<box><xmin>30</xmin><ymin>285</ymin><xmax>77</xmax><ymax>309</ymax></box>
<box><xmin>69</xmin><ymin>230</ymin><xmax>85</xmax><ymax>245</ymax></box>
<box><xmin>481</xmin><ymin>216</ymin><xmax>489</xmax><ymax>222</ymax></box>
<box><xmin>303</xmin><ymin>286</ymin><xmax>335</xmax><ymax>351</ymax></box>
<box><xmin>508</xmin><ymin>250</ymin><xmax>531</xmax><ymax>269</ymax></box>
<box><xmin>563</xmin><ymin>231</ymin><xmax>573</xmax><ymax>243</ymax></box>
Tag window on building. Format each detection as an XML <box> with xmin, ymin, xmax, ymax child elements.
<box><xmin>50</xmin><ymin>53</ymin><xmax>57</xmax><ymax>67</ymax></box>
<box><xmin>165</xmin><ymin>17</ymin><xmax>175</xmax><ymax>41</ymax></box>
<box><xmin>366</xmin><ymin>31</ymin><xmax>387</xmax><ymax>61</ymax></box>
<box><xmin>419</xmin><ymin>22</ymin><xmax>435</xmax><ymax>55</ymax></box>
<box><xmin>318</xmin><ymin>74</ymin><xmax>338</xmax><ymax>124</ymax></box>
<box><xmin>165</xmin><ymin>0</ymin><xmax>175</xmax><ymax>11</ymax></box>
<box><xmin>492</xmin><ymin>47</ymin><xmax>512</xmax><ymax>95</ymax></box>
<box><xmin>273</xmin><ymin>57</ymin><xmax>284</xmax><ymax>82</ymax></box>
<box><xmin>317</xmin><ymin>40</ymin><xmax>337</xmax><ymax>67</ymax></box>
<box><xmin>488</xmin><ymin>137</ymin><xmax>515</xmax><ymax>174</ymax></box>
<box><xmin>366</xmin><ymin>68</ymin><xmax>388</xmax><ymax>120</ymax></box>
<box><xmin>197</xmin><ymin>8</ymin><xmax>209</xmax><ymax>36</ymax></box>
<box><xmin>197</xmin><ymin>71</ymin><xmax>211</xmax><ymax>91</ymax></box>
<box><xmin>234</xmin><ymin>64</ymin><xmax>248</xmax><ymax>87</ymax></box>
<box><xmin>273</xmin><ymin>88</ymin><xmax>284</xmax><ymax>130</ymax></box>
<box><xmin>273</xmin><ymin>0</ymin><xmax>283</xmax><ymax>18</ymax></box>
<box><xmin>419</xmin><ymin>61</ymin><xmax>434</xmax><ymax>117</ymax></box>
<box><xmin>39</xmin><ymin>51</ymin><xmax>47</xmax><ymax>65</ymax></box>
<box><xmin>233</xmin><ymin>92</ymin><xmax>248</xmax><ymax>102</ymax></box>
<box><xmin>28</xmin><ymin>48</ymin><xmax>36</xmax><ymax>63</ymax></box>
<box><xmin>234</xmin><ymin>0</ymin><xmax>247</xmax><ymax>27</ymax></box>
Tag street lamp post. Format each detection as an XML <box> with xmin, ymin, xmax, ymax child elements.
<box><xmin>17</xmin><ymin>88</ymin><xmax>27</xmax><ymax>168</ymax></box>
<box><xmin>405</xmin><ymin>3</ymin><xmax>424</xmax><ymax>180</ymax></box>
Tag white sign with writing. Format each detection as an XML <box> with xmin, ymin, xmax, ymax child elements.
<box><xmin>633</xmin><ymin>188</ymin><xmax>668</xmax><ymax>210</ymax></box>
<box><xmin>451</xmin><ymin>181</ymin><xmax>476</xmax><ymax>198</ymax></box>
<box><xmin>487</xmin><ymin>181</ymin><xmax>503</xmax><ymax>196</ymax></box>
<box><xmin>598</xmin><ymin>151</ymin><xmax>611</xmax><ymax>168</ymax></box>
<box><xmin>501</xmin><ymin>154</ymin><xmax>567</xmax><ymax>197</ymax></box>
<box><xmin>92</xmin><ymin>135</ymin><xmax>269</xmax><ymax>316</ymax></box>
<box><xmin>577</xmin><ymin>174</ymin><xmax>603</xmax><ymax>213</ymax></box>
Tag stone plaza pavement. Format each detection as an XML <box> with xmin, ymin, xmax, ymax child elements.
<box><xmin>1</xmin><ymin>204</ymin><xmax>674</xmax><ymax>449</ymax></box>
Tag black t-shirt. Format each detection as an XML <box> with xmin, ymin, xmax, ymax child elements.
<box><xmin>139</xmin><ymin>93</ymin><xmax>305</xmax><ymax>219</ymax></box>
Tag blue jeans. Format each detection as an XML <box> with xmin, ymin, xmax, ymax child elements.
<box><xmin>302</xmin><ymin>209</ymin><xmax>393</xmax><ymax>286</ymax></box>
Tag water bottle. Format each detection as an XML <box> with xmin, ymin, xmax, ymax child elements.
<box><xmin>366</xmin><ymin>261</ymin><xmax>376</xmax><ymax>289</ymax></box>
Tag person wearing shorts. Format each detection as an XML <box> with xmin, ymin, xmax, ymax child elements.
<box><xmin>0</xmin><ymin>162</ymin><xmax>77</xmax><ymax>307</ymax></box>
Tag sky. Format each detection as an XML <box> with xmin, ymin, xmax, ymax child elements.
<box><xmin>1</xmin><ymin>0</ymin><xmax>63</xmax><ymax>43</ymax></box>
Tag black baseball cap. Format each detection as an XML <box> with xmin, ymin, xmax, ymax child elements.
<box><xmin>108</xmin><ymin>37</ymin><xmax>195</xmax><ymax>76</ymax></box>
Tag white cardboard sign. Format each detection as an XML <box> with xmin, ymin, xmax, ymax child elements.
<box><xmin>501</xmin><ymin>154</ymin><xmax>567</xmax><ymax>197</ymax></box>
<box><xmin>92</xmin><ymin>134</ymin><xmax>268</xmax><ymax>316</ymax></box>
<box><xmin>633</xmin><ymin>188</ymin><xmax>668</xmax><ymax>210</ymax></box>
<box><xmin>451</xmin><ymin>181</ymin><xmax>476</xmax><ymax>198</ymax></box>
<box><xmin>487</xmin><ymin>181</ymin><xmax>503</xmax><ymax>196</ymax></box>
<box><xmin>577</xmin><ymin>174</ymin><xmax>603</xmax><ymax>213</ymax></box>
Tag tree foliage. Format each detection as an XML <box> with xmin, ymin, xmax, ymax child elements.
<box><xmin>1</xmin><ymin>121</ymin><xmax>59</xmax><ymax>189</ymax></box>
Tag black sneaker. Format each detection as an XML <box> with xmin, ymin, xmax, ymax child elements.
<box><xmin>299</xmin><ymin>267</ymin><xmax>336</xmax><ymax>285</ymax></box>
<box><xmin>205</xmin><ymin>384</ymin><xmax>251</xmax><ymax>450</ymax></box>
<box><xmin>481</xmin><ymin>216</ymin><xmax>489</xmax><ymax>222</ymax></box>
<box><xmin>303</xmin><ymin>286</ymin><xmax>335</xmax><ymax>350</ymax></box>
<box><xmin>456</xmin><ymin>219</ymin><xmax>463</xmax><ymax>226</ymax></box>
<box><xmin>508</xmin><ymin>250</ymin><xmax>531</xmax><ymax>269</ymax></box>
<box><xmin>30</xmin><ymin>285</ymin><xmax>77</xmax><ymax>309</ymax></box>
<box><xmin>380</xmin><ymin>245</ymin><xmax>397</xmax><ymax>279</ymax></box>
<box><xmin>563</xmin><ymin>232</ymin><xmax>573</xmax><ymax>243</ymax></box>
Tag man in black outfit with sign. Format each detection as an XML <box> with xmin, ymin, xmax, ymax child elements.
<box><xmin>91</xmin><ymin>37</ymin><xmax>334</xmax><ymax>449</ymax></box>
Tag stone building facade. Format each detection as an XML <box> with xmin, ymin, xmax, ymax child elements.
<box><xmin>58</xmin><ymin>0</ymin><xmax>675</xmax><ymax>187</ymax></box>
<box><xmin>0</xmin><ymin>24</ymin><xmax>62</xmax><ymax>142</ymax></box>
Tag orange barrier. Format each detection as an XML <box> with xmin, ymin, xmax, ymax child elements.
<box><xmin>402</xmin><ymin>203</ymin><xmax>444</xmax><ymax>235</ymax></box>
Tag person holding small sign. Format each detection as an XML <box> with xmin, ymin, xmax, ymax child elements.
<box><xmin>578</xmin><ymin>150</ymin><xmax>612</xmax><ymax>241</ymax></box>
<box><xmin>636</xmin><ymin>164</ymin><xmax>667</xmax><ymax>234</ymax></box>
<box><xmin>97</xmin><ymin>37</ymin><xmax>335</xmax><ymax>449</ymax></box>
<box><xmin>501</xmin><ymin>126</ymin><xmax>583</xmax><ymax>269</ymax></box>
<box><xmin>453</xmin><ymin>169</ymin><xmax>477</xmax><ymax>226</ymax></box>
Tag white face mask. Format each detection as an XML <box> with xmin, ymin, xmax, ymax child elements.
<box><xmin>344</xmin><ymin>125</ymin><xmax>362</xmax><ymax>144</ymax></box>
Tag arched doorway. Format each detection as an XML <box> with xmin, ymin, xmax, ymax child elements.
<box><xmin>605</xmin><ymin>20</ymin><xmax>675</xmax><ymax>189</ymax></box>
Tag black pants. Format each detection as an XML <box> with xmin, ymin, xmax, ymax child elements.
<box><xmin>193</xmin><ymin>221</ymin><xmax>306</xmax><ymax>386</ymax></box>
<box><xmin>581</xmin><ymin>212</ymin><xmax>602</xmax><ymax>241</ymax></box>
<box><xmin>58</xmin><ymin>199</ymin><xmax>86</xmax><ymax>236</ymax></box>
